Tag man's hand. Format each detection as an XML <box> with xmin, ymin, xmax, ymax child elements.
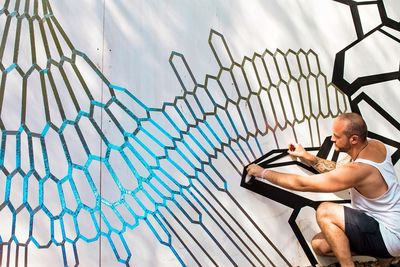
<box><xmin>287</xmin><ymin>143</ymin><xmax>308</xmax><ymax>160</ymax></box>
<box><xmin>246</xmin><ymin>164</ymin><xmax>266</xmax><ymax>178</ymax></box>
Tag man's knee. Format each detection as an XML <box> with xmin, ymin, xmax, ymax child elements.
<box><xmin>315</xmin><ymin>202</ymin><xmax>342</xmax><ymax>225</ymax></box>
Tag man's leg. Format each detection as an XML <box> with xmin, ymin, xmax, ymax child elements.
<box><xmin>314</xmin><ymin>202</ymin><xmax>354</xmax><ymax>267</ymax></box>
<box><xmin>311</xmin><ymin>232</ymin><xmax>334</xmax><ymax>256</ymax></box>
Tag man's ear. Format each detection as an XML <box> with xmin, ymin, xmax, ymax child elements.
<box><xmin>350</xmin><ymin>135</ymin><xmax>359</xmax><ymax>145</ymax></box>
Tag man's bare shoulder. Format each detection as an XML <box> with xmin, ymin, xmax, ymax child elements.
<box><xmin>360</xmin><ymin>139</ymin><xmax>386</xmax><ymax>163</ymax></box>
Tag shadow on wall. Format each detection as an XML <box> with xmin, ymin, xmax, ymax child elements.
<box><xmin>52</xmin><ymin>0</ymin><xmax>357</xmax><ymax>106</ymax></box>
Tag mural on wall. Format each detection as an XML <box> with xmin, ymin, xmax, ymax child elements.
<box><xmin>0</xmin><ymin>0</ymin><xmax>398</xmax><ymax>266</ymax></box>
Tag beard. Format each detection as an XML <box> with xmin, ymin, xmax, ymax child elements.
<box><xmin>334</xmin><ymin>142</ymin><xmax>351</xmax><ymax>153</ymax></box>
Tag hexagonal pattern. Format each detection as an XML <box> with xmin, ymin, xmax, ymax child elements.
<box><xmin>0</xmin><ymin>1</ymin><xmax>354</xmax><ymax>266</ymax></box>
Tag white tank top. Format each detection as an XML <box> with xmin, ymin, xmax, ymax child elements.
<box><xmin>351</xmin><ymin>146</ymin><xmax>400</xmax><ymax>257</ymax></box>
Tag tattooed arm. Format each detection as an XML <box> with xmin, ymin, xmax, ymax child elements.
<box><xmin>309</xmin><ymin>156</ymin><xmax>337</xmax><ymax>173</ymax></box>
<box><xmin>288</xmin><ymin>143</ymin><xmax>346</xmax><ymax>173</ymax></box>
<box><xmin>309</xmin><ymin>153</ymin><xmax>351</xmax><ymax>173</ymax></box>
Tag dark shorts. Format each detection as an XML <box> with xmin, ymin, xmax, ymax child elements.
<box><xmin>344</xmin><ymin>206</ymin><xmax>392</xmax><ymax>258</ymax></box>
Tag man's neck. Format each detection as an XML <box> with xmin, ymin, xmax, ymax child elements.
<box><xmin>350</xmin><ymin>140</ymin><xmax>369</xmax><ymax>162</ymax></box>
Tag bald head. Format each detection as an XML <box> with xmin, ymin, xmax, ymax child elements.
<box><xmin>336</xmin><ymin>113</ymin><xmax>368</xmax><ymax>141</ymax></box>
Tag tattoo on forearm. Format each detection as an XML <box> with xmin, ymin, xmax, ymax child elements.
<box><xmin>312</xmin><ymin>157</ymin><xmax>336</xmax><ymax>173</ymax></box>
